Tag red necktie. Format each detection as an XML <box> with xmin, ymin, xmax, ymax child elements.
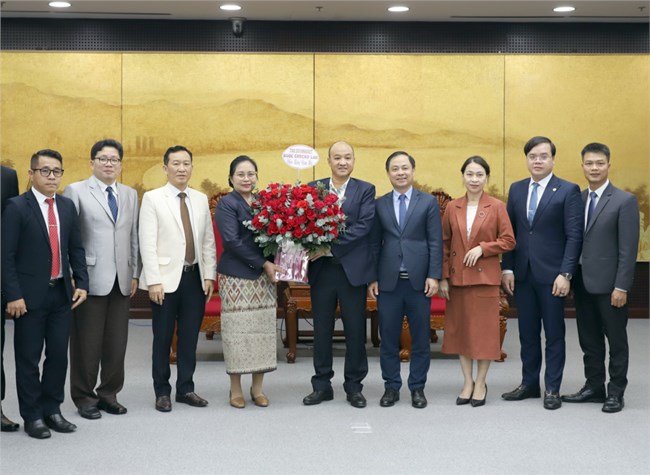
<box><xmin>46</xmin><ymin>197</ymin><xmax>60</xmax><ymax>278</ymax></box>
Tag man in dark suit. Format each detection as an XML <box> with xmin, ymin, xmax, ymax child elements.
<box><xmin>303</xmin><ymin>141</ymin><xmax>376</xmax><ymax>408</ymax></box>
<box><xmin>64</xmin><ymin>139</ymin><xmax>140</xmax><ymax>420</ymax></box>
<box><xmin>562</xmin><ymin>143</ymin><xmax>639</xmax><ymax>413</ymax></box>
<box><xmin>1</xmin><ymin>165</ymin><xmax>20</xmax><ymax>432</ymax></box>
<box><xmin>369</xmin><ymin>151</ymin><xmax>442</xmax><ymax>409</ymax></box>
<box><xmin>2</xmin><ymin>149</ymin><xmax>88</xmax><ymax>439</ymax></box>
<box><xmin>501</xmin><ymin>136</ymin><xmax>583</xmax><ymax>410</ymax></box>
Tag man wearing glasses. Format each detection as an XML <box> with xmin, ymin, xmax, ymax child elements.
<box><xmin>501</xmin><ymin>136</ymin><xmax>583</xmax><ymax>410</ymax></box>
<box><xmin>2</xmin><ymin>149</ymin><xmax>88</xmax><ymax>438</ymax></box>
<box><xmin>63</xmin><ymin>139</ymin><xmax>140</xmax><ymax>421</ymax></box>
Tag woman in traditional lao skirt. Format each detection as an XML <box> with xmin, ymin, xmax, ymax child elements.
<box><xmin>439</xmin><ymin>156</ymin><xmax>515</xmax><ymax>407</ymax></box>
<box><xmin>215</xmin><ymin>156</ymin><xmax>280</xmax><ymax>408</ymax></box>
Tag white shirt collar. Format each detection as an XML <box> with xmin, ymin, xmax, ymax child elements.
<box><xmin>530</xmin><ymin>173</ymin><xmax>553</xmax><ymax>189</ymax></box>
<box><xmin>31</xmin><ymin>187</ymin><xmax>54</xmax><ymax>204</ymax></box>
<box><xmin>589</xmin><ymin>180</ymin><xmax>609</xmax><ymax>198</ymax></box>
<box><xmin>393</xmin><ymin>187</ymin><xmax>413</xmax><ymax>201</ymax></box>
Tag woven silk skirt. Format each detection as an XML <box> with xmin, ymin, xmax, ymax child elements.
<box><xmin>219</xmin><ymin>273</ymin><xmax>278</xmax><ymax>374</ymax></box>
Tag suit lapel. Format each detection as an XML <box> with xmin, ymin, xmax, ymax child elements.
<box><xmin>453</xmin><ymin>196</ymin><xmax>469</xmax><ymax>247</ymax></box>
<box><xmin>531</xmin><ymin>175</ymin><xmax>559</xmax><ymax>227</ymax></box>
<box><xmin>342</xmin><ymin>178</ymin><xmax>358</xmax><ymax>212</ymax></box>
<box><xmin>89</xmin><ymin>178</ymin><xmax>115</xmax><ymax>223</ymax></box>
<box><xmin>384</xmin><ymin>193</ymin><xmax>399</xmax><ymax>231</ymax></box>
<box><xmin>402</xmin><ymin>189</ymin><xmax>420</xmax><ymax>233</ymax></box>
<box><xmin>163</xmin><ymin>188</ymin><xmax>185</xmax><ymax>233</ymax></box>
<box><xmin>467</xmin><ymin>194</ymin><xmax>491</xmax><ymax>245</ymax></box>
<box><xmin>26</xmin><ymin>190</ymin><xmax>50</xmax><ymax>244</ymax></box>
<box><xmin>585</xmin><ymin>183</ymin><xmax>613</xmax><ymax>234</ymax></box>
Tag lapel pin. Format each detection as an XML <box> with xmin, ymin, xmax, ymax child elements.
<box><xmin>552</xmin><ymin>188</ymin><xmax>557</xmax><ymax>192</ymax></box>
<box><xmin>478</xmin><ymin>211</ymin><xmax>486</xmax><ymax>218</ymax></box>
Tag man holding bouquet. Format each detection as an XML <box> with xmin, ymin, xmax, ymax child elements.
<box><xmin>303</xmin><ymin>141</ymin><xmax>376</xmax><ymax>409</ymax></box>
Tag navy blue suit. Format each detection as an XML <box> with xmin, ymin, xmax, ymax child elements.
<box><xmin>371</xmin><ymin>188</ymin><xmax>442</xmax><ymax>391</ymax></box>
<box><xmin>308</xmin><ymin>178</ymin><xmax>376</xmax><ymax>394</ymax></box>
<box><xmin>1</xmin><ymin>190</ymin><xmax>88</xmax><ymax>422</ymax></box>
<box><xmin>215</xmin><ymin>191</ymin><xmax>268</xmax><ymax>279</ymax></box>
<box><xmin>502</xmin><ymin>174</ymin><xmax>583</xmax><ymax>392</ymax></box>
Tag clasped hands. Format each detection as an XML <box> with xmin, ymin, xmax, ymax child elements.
<box><xmin>367</xmin><ymin>278</ymin><xmax>439</xmax><ymax>299</ymax></box>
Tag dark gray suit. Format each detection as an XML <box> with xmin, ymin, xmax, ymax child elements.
<box><xmin>371</xmin><ymin>188</ymin><xmax>442</xmax><ymax>390</ymax></box>
<box><xmin>574</xmin><ymin>182</ymin><xmax>639</xmax><ymax>397</ymax></box>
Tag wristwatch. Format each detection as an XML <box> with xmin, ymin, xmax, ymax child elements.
<box><xmin>560</xmin><ymin>272</ymin><xmax>572</xmax><ymax>281</ymax></box>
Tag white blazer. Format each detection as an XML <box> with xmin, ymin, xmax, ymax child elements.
<box><xmin>138</xmin><ymin>184</ymin><xmax>216</xmax><ymax>293</ymax></box>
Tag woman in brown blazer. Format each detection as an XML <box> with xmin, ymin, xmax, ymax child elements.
<box><xmin>439</xmin><ymin>156</ymin><xmax>515</xmax><ymax>407</ymax></box>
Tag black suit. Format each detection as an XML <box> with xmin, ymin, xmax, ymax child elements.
<box><xmin>1</xmin><ymin>166</ymin><xmax>19</xmax><ymax>402</ymax></box>
<box><xmin>1</xmin><ymin>189</ymin><xmax>88</xmax><ymax>422</ymax></box>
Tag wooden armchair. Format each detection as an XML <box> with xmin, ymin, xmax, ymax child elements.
<box><xmin>398</xmin><ymin>190</ymin><xmax>508</xmax><ymax>362</ymax></box>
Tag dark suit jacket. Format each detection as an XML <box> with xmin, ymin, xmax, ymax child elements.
<box><xmin>215</xmin><ymin>191</ymin><xmax>267</xmax><ymax>280</ymax></box>
<box><xmin>1</xmin><ymin>166</ymin><xmax>19</xmax><ymax>213</ymax></box>
<box><xmin>442</xmin><ymin>193</ymin><xmax>515</xmax><ymax>286</ymax></box>
<box><xmin>371</xmin><ymin>188</ymin><xmax>442</xmax><ymax>292</ymax></box>
<box><xmin>502</xmin><ymin>174</ymin><xmax>583</xmax><ymax>284</ymax></box>
<box><xmin>581</xmin><ymin>182</ymin><xmax>639</xmax><ymax>294</ymax></box>
<box><xmin>1</xmin><ymin>189</ymin><xmax>89</xmax><ymax>310</ymax></box>
<box><xmin>308</xmin><ymin>177</ymin><xmax>376</xmax><ymax>287</ymax></box>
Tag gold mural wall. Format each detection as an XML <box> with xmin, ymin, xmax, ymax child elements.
<box><xmin>1</xmin><ymin>52</ymin><xmax>648</xmax><ymax>259</ymax></box>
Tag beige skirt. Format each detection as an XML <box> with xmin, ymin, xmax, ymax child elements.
<box><xmin>219</xmin><ymin>273</ymin><xmax>277</xmax><ymax>374</ymax></box>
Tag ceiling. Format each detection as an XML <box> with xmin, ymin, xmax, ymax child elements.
<box><xmin>1</xmin><ymin>0</ymin><xmax>649</xmax><ymax>23</ymax></box>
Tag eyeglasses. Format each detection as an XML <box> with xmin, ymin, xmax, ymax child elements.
<box><xmin>32</xmin><ymin>168</ymin><xmax>64</xmax><ymax>177</ymax></box>
<box><xmin>527</xmin><ymin>154</ymin><xmax>552</xmax><ymax>162</ymax></box>
<box><xmin>94</xmin><ymin>156</ymin><xmax>122</xmax><ymax>165</ymax></box>
<box><xmin>234</xmin><ymin>172</ymin><xmax>257</xmax><ymax>179</ymax></box>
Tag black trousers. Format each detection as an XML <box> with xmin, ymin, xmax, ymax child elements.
<box><xmin>150</xmin><ymin>268</ymin><xmax>205</xmax><ymax>397</ymax></box>
<box><xmin>1</xmin><ymin>296</ymin><xmax>7</xmax><ymax>401</ymax></box>
<box><xmin>13</xmin><ymin>281</ymin><xmax>71</xmax><ymax>422</ymax></box>
<box><xmin>70</xmin><ymin>279</ymin><xmax>130</xmax><ymax>408</ymax></box>
<box><xmin>573</xmin><ymin>268</ymin><xmax>629</xmax><ymax>397</ymax></box>
<box><xmin>310</xmin><ymin>258</ymin><xmax>368</xmax><ymax>394</ymax></box>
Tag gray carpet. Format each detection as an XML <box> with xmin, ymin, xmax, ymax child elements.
<box><xmin>1</xmin><ymin>318</ymin><xmax>649</xmax><ymax>474</ymax></box>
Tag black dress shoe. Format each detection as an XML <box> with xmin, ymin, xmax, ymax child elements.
<box><xmin>44</xmin><ymin>414</ymin><xmax>77</xmax><ymax>433</ymax></box>
<box><xmin>24</xmin><ymin>419</ymin><xmax>51</xmax><ymax>439</ymax></box>
<box><xmin>176</xmin><ymin>392</ymin><xmax>208</xmax><ymax>407</ymax></box>
<box><xmin>78</xmin><ymin>406</ymin><xmax>102</xmax><ymax>420</ymax></box>
<box><xmin>98</xmin><ymin>400</ymin><xmax>127</xmax><ymax>415</ymax></box>
<box><xmin>379</xmin><ymin>388</ymin><xmax>400</xmax><ymax>407</ymax></box>
<box><xmin>411</xmin><ymin>389</ymin><xmax>427</xmax><ymax>409</ymax></box>
<box><xmin>303</xmin><ymin>389</ymin><xmax>334</xmax><ymax>406</ymax></box>
<box><xmin>502</xmin><ymin>384</ymin><xmax>541</xmax><ymax>401</ymax></box>
<box><xmin>346</xmin><ymin>392</ymin><xmax>367</xmax><ymax>408</ymax></box>
<box><xmin>543</xmin><ymin>391</ymin><xmax>562</xmax><ymax>410</ymax></box>
<box><xmin>155</xmin><ymin>395</ymin><xmax>172</xmax><ymax>412</ymax></box>
<box><xmin>561</xmin><ymin>385</ymin><xmax>606</xmax><ymax>403</ymax></box>
<box><xmin>602</xmin><ymin>395</ymin><xmax>624</xmax><ymax>413</ymax></box>
<box><xmin>456</xmin><ymin>383</ymin><xmax>474</xmax><ymax>406</ymax></box>
<box><xmin>470</xmin><ymin>384</ymin><xmax>488</xmax><ymax>407</ymax></box>
<box><xmin>1</xmin><ymin>411</ymin><xmax>20</xmax><ymax>432</ymax></box>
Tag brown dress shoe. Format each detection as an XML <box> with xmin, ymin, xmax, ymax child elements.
<box><xmin>229</xmin><ymin>392</ymin><xmax>245</xmax><ymax>409</ymax></box>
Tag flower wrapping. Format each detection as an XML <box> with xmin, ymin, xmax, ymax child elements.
<box><xmin>243</xmin><ymin>181</ymin><xmax>346</xmax><ymax>283</ymax></box>
<box><xmin>274</xmin><ymin>241</ymin><xmax>309</xmax><ymax>283</ymax></box>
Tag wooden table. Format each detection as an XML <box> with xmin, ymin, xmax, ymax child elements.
<box><xmin>283</xmin><ymin>284</ymin><xmax>379</xmax><ymax>363</ymax></box>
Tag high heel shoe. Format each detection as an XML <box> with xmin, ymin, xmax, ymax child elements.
<box><xmin>229</xmin><ymin>391</ymin><xmax>245</xmax><ymax>409</ymax></box>
<box><xmin>250</xmin><ymin>389</ymin><xmax>269</xmax><ymax>407</ymax></box>
<box><xmin>470</xmin><ymin>384</ymin><xmax>487</xmax><ymax>407</ymax></box>
<box><xmin>456</xmin><ymin>382</ymin><xmax>474</xmax><ymax>406</ymax></box>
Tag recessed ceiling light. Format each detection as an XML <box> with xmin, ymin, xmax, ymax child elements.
<box><xmin>553</xmin><ymin>6</ymin><xmax>576</xmax><ymax>13</ymax></box>
<box><xmin>49</xmin><ymin>1</ymin><xmax>71</xmax><ymax>7</ymax></box>
<box><xmin>220</xmin><ymin>4</ymin><xmax>242</xmax><ymax>11</ymax></box>
<box><xmin>388</xmin><ymin>6</ymin><xmax>410</xmax><ymax>13</ymax></box>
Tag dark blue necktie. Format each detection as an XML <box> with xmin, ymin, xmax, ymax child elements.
<box><xmin>107</xmin><ymin>186</ymin><xmax>118</xmax><ymax>222</ymax></box>
<box><xmin>398</xmin><ymin>194</ymin><xmax>407</xmax><ymax>230</ymax></box>
<box><xmin>586</xmin><ymin>191</ymin><xmax>597</xmax><ymax>228</ymax></box>
<box><xmin>527</xmin><ymin>182</ymin><xmax>539</xmax><ymax>225</ymax></box>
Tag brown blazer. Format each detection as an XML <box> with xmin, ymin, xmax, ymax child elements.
<box><xmin>442</xmin><ymin>193</ymin><xmax>515</xmax><ymax>286</ymax></box>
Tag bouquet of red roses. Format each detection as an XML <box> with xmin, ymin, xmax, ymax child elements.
<box><xmin>244</xmin><ymin>182</ymin><xmax>346</xmax><ymax>283</ymax></box>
